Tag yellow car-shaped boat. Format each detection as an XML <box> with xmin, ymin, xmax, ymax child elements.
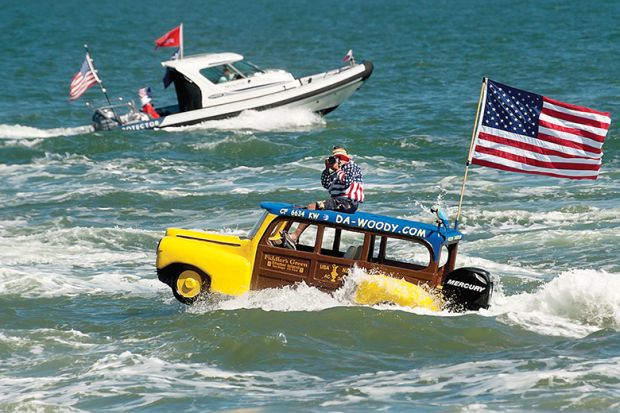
<box><xmin>156</xmin><ymin>202</ymin><xmax>493</xmax><ymax>311</ymax></box>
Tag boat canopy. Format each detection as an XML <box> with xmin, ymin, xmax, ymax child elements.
<box><xmin>162</xmin><ymin>53</ymin><xmax>245</xmax><ymax>72</ymax></box>
<box><xmin>161</xmin><ymin>52</ymin><xmax>273</xmax><ymax>85</ymax></box>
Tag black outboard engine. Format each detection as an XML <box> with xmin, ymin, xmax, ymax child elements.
<box><xmin>92</xmin><ymin>107</ymin><xmax>120</xmax><ymax>131</ymax></box>
<box><xmin>442</xmin><ymin>267</ymin><xmax>493</xmax><ymax>311</ymax></box>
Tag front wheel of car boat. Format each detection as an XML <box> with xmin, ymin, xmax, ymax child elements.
<box><xmin>171</xmin><ymin>266</ymin><xmax>210</xmax><ymax>305</ymax></box>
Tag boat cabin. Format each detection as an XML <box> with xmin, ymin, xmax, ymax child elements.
<box><xmin>160</xmin><ymin>53</ymin><xmax>295</xmax><ymax>113</ymax></box>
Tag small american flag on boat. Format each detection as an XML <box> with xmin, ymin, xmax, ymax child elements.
<box><xmin>69</xmin><ymin>53</ymin><xmax>100</xmax><ymax>100</ymax></box>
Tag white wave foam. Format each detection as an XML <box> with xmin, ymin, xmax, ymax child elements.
<box><xmin>189</xmin><ymin>267</ymin><xmax>450</xmax><ymax>316</ymax></box>
<box><xmin>490</xmin><ymin>269</ymin><xmax>620</xmax><ymax>337</ymax></box>
<box><xmin>0</xmin><ymin>226</ymin><xmax>156</xmax><ymax>264</ymax></box>
<box><xmin>0</xmin><ymin>328</ymin><xmax>94</xmax><ymax>355</ymax></box>
<box><xmin>166</xmin><ymin>107</ymin><xmax>325</xmax><ymax>132</ymax></box>
<box><xmin>0</xmin><ymin>226</ymin><xmax>164</xmax><ymax>298</ymax></box>
<box><xmin>189</xmin><ymin>133</ymin><xmax>271</xmax><ymax>150</ymax></box>
<box><xmin>327</xmin><ymin>355</ymin><xmax>620</xmax><ymax>410</ymax></box>
<box><xmin>456</xmin><ymin>253</ymin><xmax>543</xmax><ymax>281</ymax></box>
<box><xmin>0</xmin><ymin>266</ymin><xmax>164</xmax><ymax>299</ymax></box>
<box><xmin>0</xmin><ymin>124</ymin><xmax>93</xmax><ymax>140</ymax></box>
<box><xmin>185</xmin><ymin>260</ymin><xmax>620</xmax><ymax>337</ymax></box>
<box><xmin>2</xmin><ymin>348</ymin><xmax>618</xmax><ymax>411</ymax></box>
<box><xmin>362</xmin><ymin>155</ymin><xmax>428</xmax><ymax>171</ymax></box>
<box><xmin>0</xmin><ymin>350</ymin><xmax>321</xmax><ymax>410</ymax></box>
<box><xmin>463</xmin><ymin>205</ymin><xmax>620</xmax><ymax>234</ymax></box>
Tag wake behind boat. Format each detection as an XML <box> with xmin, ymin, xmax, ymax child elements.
<box><xmin>93</xmin><ymin>52</ymin><xmax>373</xmax><ymax>131</ymax></box>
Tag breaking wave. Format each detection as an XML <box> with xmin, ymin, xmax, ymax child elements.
<box><xmin>0</xmin><ymin>124</ymin><xmax>93</xmax><ymax>140</ymax></box>
<box><xmin>167</xmin><ymin>107</ymin><xmax>326</xmax><ymax>132</ymax></box>
<box><xmin>186</xmin><ymin>264</ymin><xmax>620</xmax><ymax>338</ymax></box>
<box><xmin>490</xmin><ymin>269</ymin><xmax>620</xmax><ymax>337</ymax></box>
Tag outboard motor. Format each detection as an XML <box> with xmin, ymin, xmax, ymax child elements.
<box><xmin>442</xmin><ymin>267</ymin><xmax>493</xmax><ymax>311</ymax></box>
<box><xmin>92</xmin><ymin>107</ymin><xmax>120</xmax><ymax>131</ymax></box>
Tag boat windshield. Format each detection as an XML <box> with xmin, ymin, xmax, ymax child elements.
<box><xmin>230</xmin><ymin>60</ymin><xmax>264</xmax><ymax>77</ymax></box>
<box><xmin>200</xmin><ymin>60</ymin><xmax>264</xmax><ymax>84</ymax></box>
<box><xmin>201</xmin><ymin>65</ymin><xmax>232</xmax><ymax>84</ymax></box>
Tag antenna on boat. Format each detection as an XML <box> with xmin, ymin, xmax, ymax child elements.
<box><xmin>83</xmin><ymin>44</ymin><xmax>120</xmax><ymax>122</ymax></box>
<box><xmin>455</xmin><ymin>77</ymin><xmax>487</xmax><ymax>231</ymax></box>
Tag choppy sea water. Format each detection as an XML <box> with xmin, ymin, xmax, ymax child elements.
<box><xmin>1</xmin><ymin>0</ymin><xmax>619</xmax><ymax>412</ymax></box>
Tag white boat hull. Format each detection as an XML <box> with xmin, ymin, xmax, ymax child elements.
<box><xmin>95</xmin><ymin>61</ymin><xmax>373</xmax><ymax>131</ymax></box>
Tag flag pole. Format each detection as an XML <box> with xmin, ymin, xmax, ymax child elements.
<box><xmin>83</xmin><ymin>45</ymin><xmax>112</xmax><ymax>107</ymax></box>
<box><xmin>454</xmin><ymin>77</ymin><xmax>487</xmax><ymax>230</ymax></box>
<box><xmin>83</xmin><ymin>44</ymin><xmax>120</xmax><ymax>122</ymax></box>
<box><xmin>179</xmin><ymin>23</ymin><xmax>184</xmax><ymax>59</ymax></box>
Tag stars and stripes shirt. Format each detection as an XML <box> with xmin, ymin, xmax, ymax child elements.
<box><xmin>320</xmin><ymin>160</ymin><xmax>364</xmax><ymax>202</ymax></box>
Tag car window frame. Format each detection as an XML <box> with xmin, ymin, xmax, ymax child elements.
<box><xmin>367</xmin><ymin>233</ymin><xmax>434</xmax><ymax>271</ymax></box>
<box><xmin>260</xmin><ymin>216</ymin><xmax>437</xmax><ymax>271</ymax></box>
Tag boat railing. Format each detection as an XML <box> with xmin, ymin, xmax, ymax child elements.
<box><xmin>90</xmin><ymin>98</ymin><xmax>152</xmax><ymax>130</ymax></box>
<box><xmin>297</xmin><ymin>65</ymin><xmax>355</xmax><ymax>85</ymax></box>
<box><xmin>90</xmin><ymin>98</ymin><xmax>139</xmax><ymax>113</ymax></box>
<box><xmin>89</xmin><ymin>98</ymin><xmax>149</xmax><ymax>125</ymax></box>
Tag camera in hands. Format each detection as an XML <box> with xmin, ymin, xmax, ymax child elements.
<box><xmin>327</xmin><ymin>156</ymin><xmax>338</xmax><ymax>167</ymax></box>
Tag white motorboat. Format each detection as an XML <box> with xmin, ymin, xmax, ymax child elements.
<box><xmin>92</xmin><ymin>52</ymin><xmax>373</xmax><ymax>131</ymax></box>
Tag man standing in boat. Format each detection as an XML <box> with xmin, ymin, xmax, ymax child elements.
<box><xmin>138</xmin><ymin>87</ymin><xmax>160</xmax><ymax>119</ymax></box>
<box><xmin>282</xmin><ymin>146</ymin><xmax>364</xmax><ymax>247</ymax></box>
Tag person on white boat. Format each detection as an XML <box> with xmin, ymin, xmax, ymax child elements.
<box><xmin>138</xmin><ymin>87</ymin><xmax>160</xmax><ymax>119</ymax></box>
<box><xmin>218</xmin><ymin>68</ymin><xmax>235</xmax><ymax>83</ymax></box>
<box><xmin>275</xmin><ymin>146</ymin><xmax>365</xmax><ymax>249</ymax></box>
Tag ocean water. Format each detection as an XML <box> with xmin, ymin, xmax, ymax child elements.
<box><xmin>1</xmin><ymin>0</ymin><xmax>620</xmax><ymax>411</ymax></box>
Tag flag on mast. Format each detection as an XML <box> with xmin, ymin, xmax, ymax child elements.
<box><xmin>155</xmin><ymin>24</ymin><xmax>183</xmax><ymax>58</ymax></box>
<box><xmin>343</xmin><ymin>49</ymin><xmax>354</xmax><ymax>63</ymax></box>
<box><xmin>69</xmin><ymin>53</ymin><xmax>100</xmax><ymax>100</ymax></box>
<box><xmin>470</xmin><ymin>79</ymin><xmax>611</xmax><ymax>180</ymax></box>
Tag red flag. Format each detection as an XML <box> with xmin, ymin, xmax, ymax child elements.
<box><xmin>471</xmin><ymin>79</ymin><xmax>611</xmax><ymax>180</ymax></box>
<box><xmin>155</xmin><ymin>25</ymin><xmax>181</xmax><ymax>48</ymax></box>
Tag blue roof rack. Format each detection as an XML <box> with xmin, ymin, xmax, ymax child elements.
<box><xmin>260</xmin><ymin>202</ymin><xmax>463</xmax><ymax>260</ymax></box>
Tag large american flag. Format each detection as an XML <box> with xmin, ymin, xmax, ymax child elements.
<box><xmin>69</xmin><ymin>53</ymin><xmax>100</xmax><ymax>100</ymax></box>
<box><xmin>471</xmin><ymin>79</ymin><xmax>611</xmax><ymax>180</ymax></box>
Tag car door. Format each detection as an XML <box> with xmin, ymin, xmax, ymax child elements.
<box><xmin>251</xmin><ymin>218</ymin><xmax>319</xmax><ymax>290</ymax></box>
<box><xmin>311</xmin><ymin>226</ymin><xmax>365</xmax><ymax>290</ymax></box>
<box><xmin>250</xmin><ymin>219</ymin><xmax>364</xmax><ymax>292</ymax></box>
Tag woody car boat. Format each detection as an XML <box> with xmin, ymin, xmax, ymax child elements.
<box><xmin>156</xmin><ymin>202</ymin><xmax>493</xmax><ymax>312</ymax></box>
<box><xmin>92</xmin><ymin>52</ymin><xmax>373</xmax><ymax>131</ymax></box>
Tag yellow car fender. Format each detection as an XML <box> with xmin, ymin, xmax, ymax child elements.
<box><xmin>157</xmin><ymin>229</ymin><xmax>254</xmax><ymax>296</ymax></box>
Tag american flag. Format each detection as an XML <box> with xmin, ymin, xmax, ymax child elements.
<box><xmin>471</xmin><ymin>79</ymin><xmax>611</xmax><ymax>180</ymax></box>
<box><xmin>69</xmin><ymin>53</ymin><xmax>100</xmax><ymax>100</ymax></box>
